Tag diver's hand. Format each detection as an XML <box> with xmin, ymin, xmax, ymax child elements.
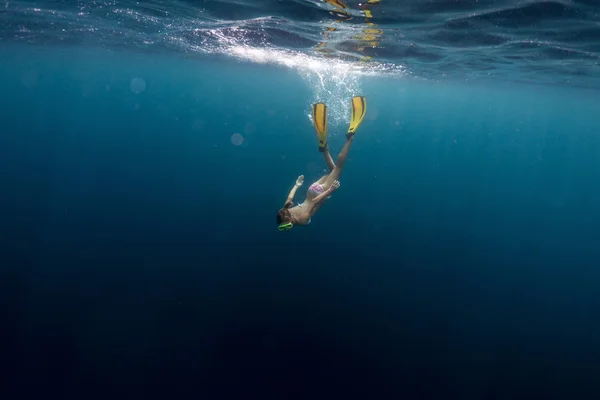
<box><xmin>329</xmin><ymin>180</ymin><xmax>340</xmax><ymax>192</ymax></box>
<box><xmin>296</xmin><ymin>175</ymin><xmax>304</xmax><ymax>186</ymax></box>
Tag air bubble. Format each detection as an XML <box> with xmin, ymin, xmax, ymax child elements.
<box><xmin>231</xmin><ymin>133</ymin><xmax>244</xmax><ymax>146</ymax></box>
<box><xmin>130</xmin><ymin>78</ymin><xmax>146</xmax><ymax>94</ymax></box>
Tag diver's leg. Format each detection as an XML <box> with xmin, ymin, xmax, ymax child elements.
<box><xmin>323</xmin><ymin>136</ymin><xmax>354</xmax><ymax>189</ymax></box>
<box><xmin>323</xmin><ymin>146</ymin><xmax>336</xmax><ymax>172</ymax></box>
<box><xmin>312</xmin><ymin>146</ymin><xmax>334</xmax><ymax>186</ymax></box>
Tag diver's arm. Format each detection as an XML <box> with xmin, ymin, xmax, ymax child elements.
<box><xmin>311</xmin><ymin>180</ymin><xmax>340</xmax><ymax>205</ymax></box>
<box><xmin>311</xmin><ymin>188</ymin><xmax>333</xmax><ymax>204</ymax></box>
<box><xmin>285</xmin><ymin>184</ymin><xmax>300</xmax><ymax>205</ymax></box>
<box><xmin>285</xmin><ymin>175</ymin><xmax>305</xmax><ymax>206</ymax></box>
<box><xmin>305</xmin><ymin>189</ymin><xmax>333</xmax><ymax>216</ymax></box>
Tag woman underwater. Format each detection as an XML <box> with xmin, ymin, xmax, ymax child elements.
<box><xmin>276</xmin><ymin>96</ymin><xmax>367</xmax><ymax>231</ymax></box>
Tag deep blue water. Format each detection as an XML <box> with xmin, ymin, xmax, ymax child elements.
<box><xmin>2</xmin><ymin>1</ymin><xmax>600</xmax><ymax>399</ymax></box>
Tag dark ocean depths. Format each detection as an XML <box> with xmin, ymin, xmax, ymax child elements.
<box><xmin>2</xmin><ymin>1</ymin><xmax>600</xmax><ymax>399</ymax></box>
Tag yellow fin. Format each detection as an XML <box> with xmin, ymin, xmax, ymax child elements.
<box><xmin>347</xmin><ymin>96</ymin><xmax>366</xmax><ymax>138</ymax></box>
<box><xmin>312</xmin><ymin>102</ymin><xmax>328</xmax><ymax>151</ymax></box>
<box><xmin>325</xmin><ymin>0</ymin><xmax>347</xmax><ymax>8</ymax></box>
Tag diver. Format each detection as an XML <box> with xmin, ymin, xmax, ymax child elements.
<box><xmin>276</xmin><ymin>96</ymin><xmax>367</xmax><ymax>231</ymax></box>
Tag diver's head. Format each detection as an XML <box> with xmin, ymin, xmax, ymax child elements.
<box><xmin>276</xmin><ymin>204</ymin><xmax>294</xmax><ymax>232</ymax></box>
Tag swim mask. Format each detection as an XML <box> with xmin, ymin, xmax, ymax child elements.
<box><xmin>278</xmin><ymin>222</ymin><xmax>293</xmax><ymax>232</ymax></box>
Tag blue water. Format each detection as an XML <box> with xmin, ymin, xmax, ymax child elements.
<box><xmin>2</xmin><ymin>1</ymin><xmax>600</xmax><ymax>399</ymax></box>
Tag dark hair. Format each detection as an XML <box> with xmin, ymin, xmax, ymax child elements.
<box><xmin>276</xmin><ymin>204</ymin><xmax>292</xmax><ymax>225</ymax></box>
